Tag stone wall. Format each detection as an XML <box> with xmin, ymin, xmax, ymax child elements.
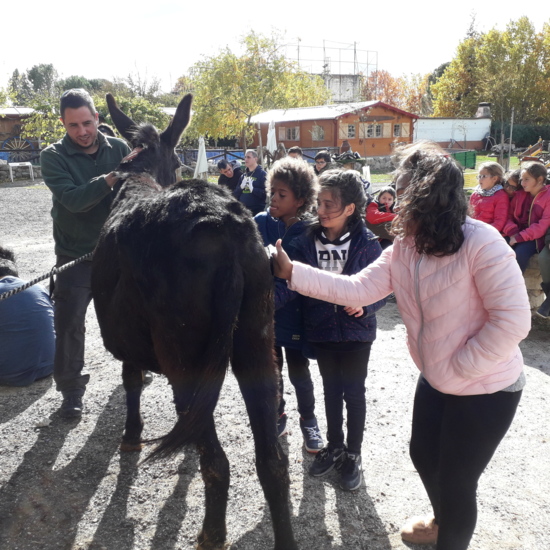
<box><xmin>0</xmin><ymin>161</ymin><xmax>41</xmax><ymax>182</ymax></box>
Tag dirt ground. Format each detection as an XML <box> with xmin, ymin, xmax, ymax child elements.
<box><xmin>0</xmin><ymin>181</ymin><xmax>548</xmax><ymax>550</ymax></box>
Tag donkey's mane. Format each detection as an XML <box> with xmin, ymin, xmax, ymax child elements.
<box><xmin>130</xmin><ymin>123</ymin><xmax>160</xmax><ymax>148</ymax></box>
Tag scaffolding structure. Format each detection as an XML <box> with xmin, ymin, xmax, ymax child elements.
<box><xmin>284</xmin><ymin>40</ymin><xmax>378</xmax><ymax>103</ymax></box>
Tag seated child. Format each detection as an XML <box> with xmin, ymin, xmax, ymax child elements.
<box><xmin>365</xmin><ymin>186</ymin><xmax>397</xmax><ymax>249</ymax></box>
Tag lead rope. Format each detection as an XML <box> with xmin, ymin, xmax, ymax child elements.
<box><xmin>0</xmin><ymin>252</ymin><xmax>93</xmax><ymax>302</ymax></box>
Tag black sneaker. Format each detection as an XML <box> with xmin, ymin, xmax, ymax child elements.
<box><xmin>277</xmin><ymin>413</ymin><xmax>288</xmax><ymax>437</ymax></box>
<box><xmin>309</xmin><ymin>445</ymin><xmax>345</xmax><ymax>477</ymax></box>
<box><xmin>300</xmin><ymin>417</ymin><xmax>324</xmax><ymax>453</ymax></box>
<box><xmin>339</xmin><ymin>451</ymin><xmax>362</xmax><ymax>491</ymax></box>
<box><xmin>60</xmin><ymin>395</ymin><xmax>83</xmax><ymax>419</ymax></box>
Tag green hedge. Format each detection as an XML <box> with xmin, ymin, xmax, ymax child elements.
<box><xmin>491</xmin><ymin>122</ymin><xmax>550</xmax><ymax>149</ymax></box>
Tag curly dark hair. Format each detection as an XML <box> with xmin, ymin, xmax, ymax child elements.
<box><xmin>309</xmin><ymin>169</ymin><xmax>367</xmax><ymax>235</ymax></box>
<box><xmin>0</xmin><ymin>245</ymin><xmax>18</xmax><ymax>277</ymax></box>
<box><xmin>267</xmin><ymin>157</ymin><xmax>318</xmax><ymax>216</ymax></box>
<box><xmin>391</xmin><ymin>143</ymin><xmax>468</xmax><ymax>257</ymax></box>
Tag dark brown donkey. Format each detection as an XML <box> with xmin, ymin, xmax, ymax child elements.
<box><xmin>91</xmin><ymin>94</ymin><xmax>297</xmax><ymax>550</ymax></box>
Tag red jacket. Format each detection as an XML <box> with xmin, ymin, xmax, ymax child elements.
<box><xmin>469</xmin><ymin>189</ymin><xmax>509</xmax><ymax>232</ymax></box>
<box><xmin>502</xmin><ymin>189</ymin><xmax>533</xmax><ymax>237</ymax></box>
<box><xmin>515</xmin><ymin>185</ymin><xmax>550</xmax><ymax>252</ymax></box>
<box><xmin>366</xmin><ymin>201</ymin><xmax>397</xmax><ymax>225</ymax></box>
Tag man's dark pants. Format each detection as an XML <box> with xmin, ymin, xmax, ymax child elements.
<box><xmin>52</xmin><ymin>255</ymin><xmax>93</xmax><ymax>397</ymax></box>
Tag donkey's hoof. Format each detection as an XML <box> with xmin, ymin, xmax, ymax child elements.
<box><xmin>120</xmin><ymin>440</ymin><xmax>143</xmax><ymax>452</ymax></box>
<box><xmin>196</xmin><ymin>530</ymin><xmax>228</xmax><ymax>550</ymax></box>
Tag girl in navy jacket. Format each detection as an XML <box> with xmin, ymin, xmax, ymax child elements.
<box><xmin>276</xmin><ymin>169</ymin><xmax>385</xmax><ymax>491</ymax></box>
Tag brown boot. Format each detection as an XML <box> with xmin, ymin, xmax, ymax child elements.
<box><xmin>400</xmin><ymin>515</ymin><xmax>438</xmax><ymax>544</ymax></box>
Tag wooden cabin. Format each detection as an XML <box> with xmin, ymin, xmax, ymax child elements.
<box><xmin>250</xmin><ymin>101</ymin><xmax>418</xmax><ymax>157</ymax></box>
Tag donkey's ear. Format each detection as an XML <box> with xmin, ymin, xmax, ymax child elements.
<box><xmin>161</xmin><ymin>94</ymin><xmax>192</xmax><ymax>148</ymax></box>
<box><xmin>106</xmin><ymin>93</ymin><xmax>137</xmax><ymax>143</ymax></box>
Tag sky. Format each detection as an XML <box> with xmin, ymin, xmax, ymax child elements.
<box><xmin>2</xmin><ymin>1</ymin><xmax>549</xmax><ymax>97</ymax></box>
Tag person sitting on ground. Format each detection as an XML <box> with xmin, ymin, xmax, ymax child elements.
<box><xmin>314</xmin><ymin>150</ymin><xmax>332</xmax><ymax>176</ymax></box>
<box><xmin>502</xmin><ymin>168</ymin><xmax>533</xmax><ymax>239</ymax></box>
<box><xmin>233</xmin><ymin>149</ymin><xmax>267</xmax><ymax>216</ymax></box>
<box><xmin>254</xmin><ymin>157</ymin><xmax>324</xmax><ymax>453</ymax></box>
<box><xmin>365</xmin><ymin>186</ymin><xmax>397</xmax><ymax>249</ymax></box>
<box><xmin>273</xmin><ymin>142</ymin><xmax>531</xmax><ymax>547</ymax></box>
<box><xmin>287</xmin><ymin>146</ymin><xmax>303</xmax><ymax>160</ymax></box>
<box><xmin>469</xmin><ymin>161</ymin><xmax>509</xmax><ymax>233</ymax></box>
<box><xmin>0</xmin><ymin>245</ymin><xmax>55</xmax><ymax>387</ymax></box>
<box><xmin>217</xmin><ymin>159</ymin><xmax>242</xmax><ymax>193</ymax></box>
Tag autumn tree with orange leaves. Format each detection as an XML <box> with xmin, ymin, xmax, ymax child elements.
<box><xmin>362</xmin><ymin>70</ymin><xmax>432</xmax><ymax>116</ymax></box>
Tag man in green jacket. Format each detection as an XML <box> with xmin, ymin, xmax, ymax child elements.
<box><xmin>41</xmin><ymin>88</ymin><xmax>131</xmax><ymax>418</ymax></box>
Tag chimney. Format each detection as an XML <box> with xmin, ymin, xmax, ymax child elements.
<box><xmin>475</xmin><ymin>103</ymin><xmax>491</xmax><ymax>118</ymax></box>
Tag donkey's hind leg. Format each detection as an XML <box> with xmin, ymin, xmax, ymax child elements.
<box><xmin>196</xmin><ymin>416</ymin><xmax>230</xmax><ymax>550</ymax></box>
<box><xmin>232</xmin><ymin>328</ymin><xmax>298</xmax><ymax>550</ymax></box>
<box><xmin>120</xmin><ymin>361</ymin><xmax>145</xmax><ymax>452</ymax></box>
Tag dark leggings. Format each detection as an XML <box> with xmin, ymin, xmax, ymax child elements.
<box><xmin>410</xmin><ymin>375</ymin><xmax>522</xmax><ymax>550</ymax></box>
<box><xmin>274</xmin><ymin>346</ymin><xmax>315</xmax><ymax>420</ymax></box>
<box><xmin>314</xmin><ymin>343</ymin><xmax>371</xmax><ymax>455</ymax></box>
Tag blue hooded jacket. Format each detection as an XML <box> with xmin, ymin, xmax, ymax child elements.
<box><xmin>254</xmin><ymin>212</ymin><xmax>308</xmax><ymax>349</ymax></box>
<box><xmin>276</xmin><ymin>222</ymin><xmax>385</xmax><ymax>343</ymax></box>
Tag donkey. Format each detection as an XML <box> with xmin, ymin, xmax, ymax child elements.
<box><xmin>91</xmin><ymin>94</ymin><xmax>297</xmax><ymax>550</ymax></box>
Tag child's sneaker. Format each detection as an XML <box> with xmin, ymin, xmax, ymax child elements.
<box><xmin>309</xmin><ymin>445</ymin><xmax>345</xmax><ymax>477</ymax></box>
<box><xmin>300</xmin><ymin>417</ymin><xmax>324</xmax><ymax>453</ymax></box>
<box><xmin>339</xmin><ymin>451</ymin><xmax>362</xmax><ymax>491</ymax></box>
<box><xmin>277</xmin><ymin>413</ymin><xmax>288</xmax><ymax>437</ymax></box>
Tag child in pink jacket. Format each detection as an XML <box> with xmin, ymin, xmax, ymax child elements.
<box><xmin>273</xmin><ymin>143</ymin><xmax>531</xmax><ymax>550</ymax></box>
<box><xmin>469</xmin><ymin>161</ymin><xmax>509</xmax><ymax>232</ymax></box>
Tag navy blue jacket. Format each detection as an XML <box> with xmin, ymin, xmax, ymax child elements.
<box><xmin>255</xmin><ymin>212</ymin><xmax>308</xmax><ymax>350</ymax></box>
<box><xmin>276</xmin><ymin>223</ymin><xmax>385</xmax><ymax>343</ymax></box>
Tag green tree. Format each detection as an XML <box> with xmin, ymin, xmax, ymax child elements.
<box><xmin>94</xmin><ymin>94</ymin><xmax>170</xmax><ymax>130</ymax></box>
<box><xmin>188</xmin><ymin>31</ymin><xmax>331</xmax><ymax>144</ymax></box>
<box><xmin>432</xmin><ymin>17</ymin><xmax>550</xmax><ymax>124</ymax></box>
<box><xmin>20</xmin><ymin>95</ymin><xmax>64</xmax><ymax>146</ymax></box>
<box><xmin>0</xmin><ymin>87</ymin><xmax>14</xmax><ymax>107</ymax></box>
<box><xmin>9</xmin><ymin>69</ymin><xmax>34</xmax><ymax>105</ymax></box>
<box><xmin>27</xmin><ymin>63</ymin><xmax>59</xmax><ymax>96</ymax></box>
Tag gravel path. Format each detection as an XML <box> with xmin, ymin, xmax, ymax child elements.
<box><xmin>0</xmin><ymin>181</ymin><xmax>548</xmax><ymax>550</ymax></box>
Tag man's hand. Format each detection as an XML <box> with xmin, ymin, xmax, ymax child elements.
<box><xmin>105</xmin><ymin>147</ymin><xmax>143</xmax><ymax>188</ymax></box>
<box><xmin>509</xmin><ymin>235</ymin><xmax>517</xmax><ymax>246</ymax></box>
<box><xmin>272</xmin><ymin>239</ymin><xmax>293</xmax><ymax>280</ymax></box>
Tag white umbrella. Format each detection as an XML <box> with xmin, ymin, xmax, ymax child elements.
<box><xmin>194</xmin><ymin>136</ymin><xmax>209</xmax><ymax>180</ymax></box>
<box><xmin>266</xmin><ymin>121</ymin><xmax>277</xmax><ymax>155</ymax></box>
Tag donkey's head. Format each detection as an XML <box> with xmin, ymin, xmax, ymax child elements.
<box><xmin>106</xmin><ymin>93</ymin><xmax>192</xmax><ymax>187</ymax></box>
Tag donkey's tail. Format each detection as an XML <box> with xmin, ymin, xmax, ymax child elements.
<box><xmin>146</xmin><ymin>259</ymin><xmax>243</xmax><ymax>461</ymax></box>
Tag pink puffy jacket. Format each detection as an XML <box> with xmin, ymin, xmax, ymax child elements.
<box><xmin>288</xmin><ymin>218</ymin><xmax>531</xmax><ymax>396</ymax></box>
<box><xmin>514</xmin><ymin>185</ymin><xmax>550</xmax><ymax>252</ymax></box>
<box><xmin>502</xmin><ymin>189</ymin><xmax>533</xmax><ymax>237</ymax></box>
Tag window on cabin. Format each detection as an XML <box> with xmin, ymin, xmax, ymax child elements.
<box><xmin>312</xmin><ymin>125</ymin><xmax>325</xmax><ymax>141</ymax></box>
<box><xmin>375</xmin><ymin>124</ymin><xmax>382</xmax><ymax>138</ymax></box>
<box><xmin>394</xmin><ymin>124</ymin><xmax>401</xmax><ymax>137</ymax></box>
<box><xmin>367</xmin><ymin>124</ymin><xmax>374</xmax><ymax>138</ymax></box>
<box><xmin>347</xmin><ymin>124</ymin><xmax>356</xmax><ymax>138</ymax></box>
<box><xmin>286</xmin><ymin>126</ymin><xmax>300</xmax><ymax>141</ymax></box>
